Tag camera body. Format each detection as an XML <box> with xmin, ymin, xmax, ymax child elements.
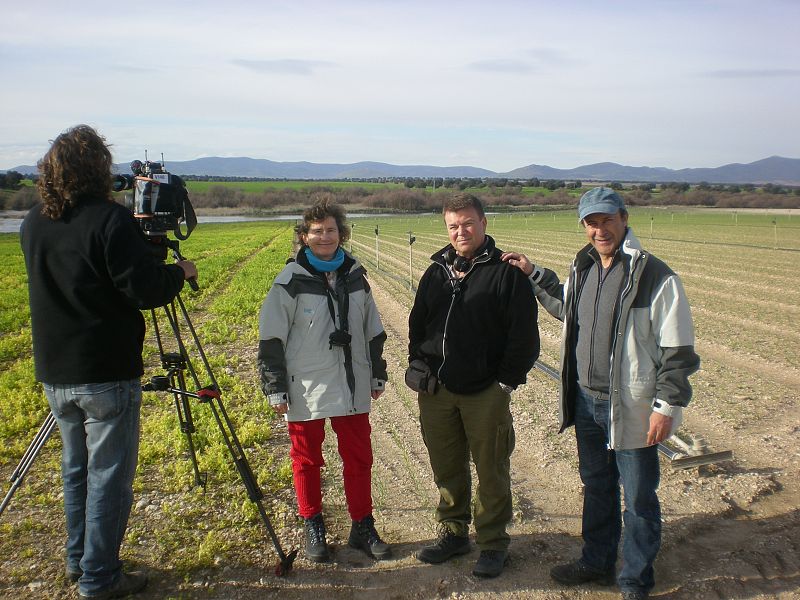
<box><xmin>113</xmin><ymin>159</ymin><xmax>196</xmax><ymax>243</ymax></box>
<box><xmin>328</xmin><ymin>329</ymin><xmax>352</xmax><ymax>349</ymax></box>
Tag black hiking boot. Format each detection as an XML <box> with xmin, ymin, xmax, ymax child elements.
<box><xmin>304</xmin><ymin>513</ymin><xmax>330</xmax><ymax>563</ymax></box>
<box><xmin>417</xmin><ymin>524</ymin><xmax>470</xmax><ymax>564</ymax></box>
<box><xmin>472</xmin><ymin>549</ymin><xmax>510</xmax><ymax>578</ymax></box>
<box><xmin>550</xmin><ymin>559</ymin><xmax>615</xmax><ymax>586</ymax></box>
<box><xmin>348</xmin><ymin>514</ymin><xmax>392</xmax><ymax>560</ymax></box>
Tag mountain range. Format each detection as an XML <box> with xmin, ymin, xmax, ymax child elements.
<box><xmin>5</xmin><ymin>155</ymin><xmax>799</xmax><ymax>185</ymax></box>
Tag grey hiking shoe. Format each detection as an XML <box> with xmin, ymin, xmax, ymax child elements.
<box><xmin>78</xmin><ymin>571</ymin><xmax>148</xmax><ymax>599</ymax></box>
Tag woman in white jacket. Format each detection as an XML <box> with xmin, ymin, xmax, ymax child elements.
<box><xmin>258</xmin><ymin>199</ymin><xmax>391</xmax><ymax>563</ymax></box>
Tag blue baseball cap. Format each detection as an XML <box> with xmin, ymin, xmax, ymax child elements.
<box><xmin>577</xmin><ymin>187</ymin><xmax>625</xmax><ymax>221</ymax></box>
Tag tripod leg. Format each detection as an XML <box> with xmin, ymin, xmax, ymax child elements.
<box><xmin>202</xmin><ymin>394</ymin><xmax>296</xmax><ymax>575</ymax></box>
<box><xmin>151</xmin><ymin>290</ymin><xmax>296</xmax><ymax>574</ymax></box>
<box><xmin>171</xmin><ymin>371</ymin><xmax>207</xmax><ymax>489</ymax></box>
<box><xmin>0</xmin><ymin>413</ymin><xmax>57</xmax><ymax>517</ymax></box>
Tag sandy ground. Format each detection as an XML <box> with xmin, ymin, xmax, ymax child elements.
<box><xmin>2</xmin><ymin>275</ymin><xmax>799</xmax><ymax>600</ymax></box>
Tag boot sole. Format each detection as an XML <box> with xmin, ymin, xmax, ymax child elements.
<box><xmin>307</xmin><ymin>552</ymin><xmax>331</xmax><ymax>563</ymax></box>
<box><xmin>348</xmin><ymin>540</ymin><xmax>392</xmax><ymax>560</ymax></box>
<box><xmin>416</xmin><ymin>544</ymin><xmax>471</xmax><ymax>564</ymax></box>
<box><xmin>550</xmin><ymin>571</ymin><xmax>615</xmax><ymax>586</ymax></box>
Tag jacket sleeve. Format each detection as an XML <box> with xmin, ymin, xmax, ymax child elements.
<box><xmin>530</xmin><ymin>266</ymin><xmax>567</xmax><ymax>322</ymax></box>
<box><xmin>368</xmin><ymin>331</ymin><xmax>388</xmax><ymax>381</ymax></box>
<box><xmin>258</xmin><ymin>338</ymin><xmax>287</xmax><ymax>397</ymax></box>
<box><xmin>408</xmin><ymin>266</ymin><xmax>432</xmax><ymax>363</ymax></box>
<box><xmin>257</xmin><ymin>277</ymin><xmax>294</xmax><ymax>396</ymax></box>
<box><xmin>650</xmin><ymin>274</ymin><xmax>701</xmax><ymax>412</ymax></box>
<box><xmin>496</xmin><ymin>266</ymin><xmax>541</xmax><ymax>388</ymax></box>
<box><xmin>104</xmin><ymin>207</ymin><xmax>185</xmax><ymax>309</ymax></box>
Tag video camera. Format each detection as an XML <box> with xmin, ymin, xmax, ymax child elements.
<box><xmin>113</xmin><ymin>158</ymin><xmax>197</xmax><ymax>245</ymax></box>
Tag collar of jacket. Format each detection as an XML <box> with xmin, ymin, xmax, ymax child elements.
<box><xmin>429</xmin><ymin>234</ymin><xmax>498</xmax><ymax>265</ymax></box>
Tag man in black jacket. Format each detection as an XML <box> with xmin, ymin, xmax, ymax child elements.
<box><xmin>20</xmin><ymin>125</ymin><xmax>197</xmax><ymax>600</ymax></box>
<box><xmin>407</xmin><ymin>194</ymin><xmax>539</xmax><ymax>578</ymax></box>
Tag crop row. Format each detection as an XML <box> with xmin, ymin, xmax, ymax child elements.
<box><xmin>348</xmin><ymin>209</ymin><xmax>799</xmax><ymax>372</ymax></box>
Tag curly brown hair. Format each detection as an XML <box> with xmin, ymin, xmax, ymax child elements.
<box><xmin>294</xmin><ymin>196</ymin><xmax>351</xmax><ymax>245</ymax></box>
<box><xmin>36</xmin><ymin>125</ymin><xmax>114</xmax><ymax>220</ymax></box>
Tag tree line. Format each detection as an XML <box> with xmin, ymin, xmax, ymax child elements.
<box><xmin>1</xmin><ymin>175</ymin><xmax>798</xmax><ymax>212</ymax></box>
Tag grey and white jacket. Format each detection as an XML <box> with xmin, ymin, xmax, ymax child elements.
<box><xmin>530</xmin><ymin>228</ymin><xmax>700</xmax><ymax>449</ymax></box>
<box><xmin>258</xmin><ymin>249</ymin><xmax>388</xmax><ymax>422</ymax></box>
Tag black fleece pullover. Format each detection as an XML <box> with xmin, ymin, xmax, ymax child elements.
<box><xmin>408</xmin><ymin>236</ymin><xmax>540</xmax><ymax>394</ymax></box>
<box><xmin>21</xmin><ymin>198</ymin><xmax>186</xmax><ymax>383</ymax></box>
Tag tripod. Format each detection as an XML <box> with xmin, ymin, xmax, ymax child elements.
<box><xmin>0</xmin><ymin>245</ymin><xmax>297</xmax><ymax>576</ymax></box>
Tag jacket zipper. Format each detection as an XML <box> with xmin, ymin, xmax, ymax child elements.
<box><xmin>607</xmin><ymin>251</ymin><xmax>644</xmax><ymax>448</ymax></box>
<box><xmin>435</xmin><ymin>251</ymin><xmax>489</xmax><ymax>383</ymax></box>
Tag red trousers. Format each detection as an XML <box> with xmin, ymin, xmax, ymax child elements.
<box><xmin>287</xmin><ymin>412</ymin><xmax>373</xmax><ymax>521</ymax></box>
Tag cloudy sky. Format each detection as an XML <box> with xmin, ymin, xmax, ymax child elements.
<box><xmin>1</xmin><ymin>0</ymin><xmax>798</xmax><ymax>172</ymax></box>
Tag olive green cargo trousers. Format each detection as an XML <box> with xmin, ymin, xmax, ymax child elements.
<box><xmin>418</xmin><ymin>382</ymin><xmax>515</xmax><ymax>551</ymax></box>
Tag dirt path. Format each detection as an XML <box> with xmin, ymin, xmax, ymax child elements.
<box><xmin>2</xmin><ymin>274</ymin><xmax>799</xmax><ymax>600</ymax></box>
<box><xmin>208</xmin><ymin>277</ymin><xmax>800</xmax><ymax>600</ymax></box>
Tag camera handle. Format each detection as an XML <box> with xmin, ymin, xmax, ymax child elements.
<box><xmin>146</xmin><ymin>291</ymin><xmax>297</xmax><ymax>576</ymax></box>
<box><xmin>166</xmin><ymin>239</ymin><xmax>199</xmax><ymax>292</ymax></box>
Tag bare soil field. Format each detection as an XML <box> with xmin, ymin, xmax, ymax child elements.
<box><xmin>1</xmin><ymin>215</ymin><xmax>799</xmax><ymax>599</ymax></box>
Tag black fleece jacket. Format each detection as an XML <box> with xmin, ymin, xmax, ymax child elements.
<box><xmin>408</xmin><ymin>235</ymin><xmax>540</xmax><ymax>394</ymax></box>
<box><xmin>20</xmin><ymin>198</ymin><xmax>186</xmax><ymax>383</ymax></box>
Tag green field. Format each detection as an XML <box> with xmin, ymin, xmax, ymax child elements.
<box><xmin>1</xmin><ymin>207</ymin><xmax>798</xmax><ymax>590</ymax></box>
<box><xmin>185</xmin><ymin>180</ymin><xmax>405</xmax><ymax>194</ymax></box>
<box><xmin>347</xmin><ymin>207</ymin><xmax>800</xmax><ymax>371</ymax></box>
<box><xmin>182</xmin><ymin>179</ymin><xmax>589</xmax><ymax>198</ymax></box>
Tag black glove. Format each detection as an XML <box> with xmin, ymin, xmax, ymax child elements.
<box><xmin>404</xmin><ymin>359</ymin><xmax>438</xmax><ymax>395</ymax></box>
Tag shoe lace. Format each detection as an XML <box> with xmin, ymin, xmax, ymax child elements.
<box><xmin>357</xmin><ymin>515</ymin><xmax>382</xmax><ymax>544</ymax></box>
<box><xmin>435</xmin><ymin>523</ymin><xmax>455</xmax><ymax>544</ymax></box>
<box><xmin>306</xmin><ymin>515</ymin><xmax>326</xmax><ymax>544</ymax></box>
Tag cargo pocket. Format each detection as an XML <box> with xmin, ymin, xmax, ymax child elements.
<box><xmin>495</xmin><ymin>420</ymin><xmax>515</xmax><ymax>462</ymax></box>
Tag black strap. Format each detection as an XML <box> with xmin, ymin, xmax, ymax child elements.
<box><xmin>324</xmin><ymin>273</ymin><xmax>356</xmax><ymax>400</ymax></box>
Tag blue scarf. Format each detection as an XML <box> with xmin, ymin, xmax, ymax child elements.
<box><xmin>305</xmin><ymin>247</ymin><xmax>345</xmax><ymax>272</ymax></box>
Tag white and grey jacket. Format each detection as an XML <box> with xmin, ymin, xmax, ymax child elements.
<box><xmin>258</xmin><ymin>249</ymin><xmax>387</xmax><ymax>422</ymax></box>
<box><xmin>530</xmin><ymin>228</ymin><xmax>700</xmax><ymax>449</ymax></box>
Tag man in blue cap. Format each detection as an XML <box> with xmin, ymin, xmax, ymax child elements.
<box><xmin>502</xmin><ymin>187</ymin><xmax>700</xmax><ymax>600</ymax></box>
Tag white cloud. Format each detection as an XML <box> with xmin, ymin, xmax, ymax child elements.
<box><xmin>1</xmin><ymin>0</ymin><xmax>799</xmax><ymax>171</ymax></box>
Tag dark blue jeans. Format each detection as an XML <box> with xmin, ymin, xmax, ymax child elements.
<box><xmin>574</xmin><ymin>386</ymin><xmax>661</xmax><ymax>594</ymax></box>
<box><xmin>44</xmin><ymin>379</ymin><xmax>142</xmax><ymax>596</ymax></box>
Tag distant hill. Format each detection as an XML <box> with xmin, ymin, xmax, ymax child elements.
<box><xmin>504</xmin><ymin>156</ymin><xmax>800</xmax><ymax>185</ymax></box>
<box><xmin>5</xmin><ymin>155</ymin><xmax>799</xmax><ymax>185</ymax></box>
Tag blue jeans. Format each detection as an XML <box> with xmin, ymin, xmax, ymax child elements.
<box><xmin>43</xmin><ymin>379</ymin><xmax>142</xmax><ymax>596</ymax></box>
<box><xmin>574</xmin><ymin>386</ymin><xmax>661</xmax><ymax>594</ymax></box>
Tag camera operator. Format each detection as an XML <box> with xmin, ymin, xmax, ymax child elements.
<box><xmin>20</xmin><ymin>125</ymin><xmax>197</xmax><ymax>600</ymax></box>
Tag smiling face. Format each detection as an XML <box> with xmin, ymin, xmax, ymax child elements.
<box><xmin>582</xmin><ymin>210</ymin><xmax>628</xmax><ymax>266</ymax></box>
<box><xmin>444</xmin><ymin>207</ymin><xmax>487</xmax><ymax>259</ymax></box>
<box><xmin>302</xmin><ymin>216</ymin><xmax>341</xmax><ymax>261</ymax></box>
